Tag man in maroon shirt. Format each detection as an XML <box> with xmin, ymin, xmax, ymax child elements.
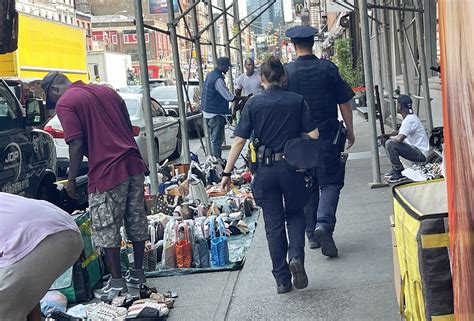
<box><xmin>41</xmin><ymin>72</ymin><xmax>149</xmax><ymax>300</ymax></box>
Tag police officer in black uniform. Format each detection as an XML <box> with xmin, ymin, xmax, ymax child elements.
<box><xmin>221</xmin><ymin>56</ymin><xmax>319</xmax><ymax>294</ymax></box>
<box><xmin>285</xmin><ymin>26</ymin><xmax>355</xmax><ymax>258</ymax></box>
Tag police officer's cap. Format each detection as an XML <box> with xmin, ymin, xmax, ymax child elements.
<box><xmin>285</xmin><ymin>26</ymin><xmax>318</xmax><ymax>43</ymax></box>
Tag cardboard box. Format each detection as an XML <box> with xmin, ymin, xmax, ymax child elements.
<box><xmin>390</xmin><ymin>215</ymin><xmax>401</xmax><ymax>306</ymax></box>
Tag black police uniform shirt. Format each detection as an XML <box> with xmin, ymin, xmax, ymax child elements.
<box><xmin>233</xmin><ymin>85</ymin><xmax>317</xmax><ymax>153</ymax></box>
<box><xmin>285</xmin><ymin>55</ymin><xmax>355</xmax><ymax>137</ymax></box>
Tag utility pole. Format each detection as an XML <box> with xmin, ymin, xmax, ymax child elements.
<box><xmin>190</xmin><ymin>0</ymin><xmax>212</xmax><ymax>155</ymax></box>
<box><xmin>358</xmin><ymin>0</ymin><xmax>386</xmax><ymax>188</ymax></box>
<box><xmin>167</xmin><ymin>0</ymin><xmax>191</xmax><ymax>163</ymax></box>
<box><xmin>133</xmin><ymin>0</ymin><xmax>159</xmax><ymax>194</ymax></box>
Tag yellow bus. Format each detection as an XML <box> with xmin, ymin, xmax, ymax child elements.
<box><xmin>0</xmin><ymin>13</ymin><xmax>88</xmax><ymax>82</ymax></box>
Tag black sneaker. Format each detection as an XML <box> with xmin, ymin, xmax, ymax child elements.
<box><xmin>289</xmin><ymin>258</ymin><xmax>308</xmax><ymax>289</ymax></box>
<box><xmin>306</xmin><ymin>231</ymin><xmax>321</xmax><ymax>249</ymax></box>
<box><xmin>387</xmin><ymin>171</ymin><xmax>407</xmax><ymax>183</ymax></box>
<box><xmin>315</xmin><ymin>226</ymin><xmax>338</xmax><ymax>258</ymax></box>
<box><xmin>384</xmin><ymin>169</ymin><xmax>395</xmax><ymax>178</ymax></box>
<box><xmin>125</xmin><ymin>268</ymin><xmax>147</xmax><ymax>288</ymax></box>
<box><xmin>276</xmin><ymin>283</ymin><xmax>292</xmax><ymax>294</ymax></box>
<box><xmin>47</xmin><ymin>310</ymin><xmax>80</xmax><ymax>321</ymax></box>
<box><xmin>93</xmin><ymin>277</ymin><xmax>128</xmax><ymax>301</ymax></box>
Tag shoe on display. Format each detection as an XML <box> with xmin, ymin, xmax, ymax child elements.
<box><xmin>86</xmin><ymin>302</ymin><xmax>128</xmax><ymax>321</ymax></box>
<box><xmin>384</xmin><ymin>169</ymin><xmax>395</xmax><ymax>178</ymax></box>
<box><xmin>289</xmin><ymin>258</ymin><xmax>308</xmax><ymax>289</ymax></box>
<box><xmin>315</xmin><ymin>226</ymin><xmax>338</xmax><ymax>258</ymax></box>
<box><xmin>125</xmin><ymin>268</ymin><xmax>147</xmax><ymax>288</ymax></box>
<box><xmin>306</xmin><ymin>231</ymin><xmax>321</xmax><ymax>249</ymax></box>
<box><xmin>94</xmin><ymin>277</ymin><xmax>128</xmax><ymax>301</ymax></box>
<box><xmin>276</xmin><ymin>283</ymin><xmax>292</xmax><ymax>294</ymax></box>
<box><xmin>47</xmin><ymin>310</ymin><xmax>80</xmax><ymax>321</ymax></box>
<box><xmin>387</xmin><ymin>171</ymin><xmax>407</xmax><ymax>183</ymax></box>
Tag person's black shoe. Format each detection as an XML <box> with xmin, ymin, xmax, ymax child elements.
<box><xmin>306</xmin><ymin>231</ymin><xmax>321</xmax><ymax>249</ymax></box>
<box><xmin>48</xmin><ymin>310</ymin><xmax>80</xmax><ymax>321</ymax></box>
<box><xmin>277</xmin><ymin>283</ymin><xmax>292</xmax><ymax>294</ymax></box>
<box><xmin>289</xmin><ymin>258</ymin><xmax>308</xmax><ymax>289</ymax></box>
<box><xmin>315</xmin><ymin>226</ymin><xmax>338</xmax><ymax>258</ymax></box>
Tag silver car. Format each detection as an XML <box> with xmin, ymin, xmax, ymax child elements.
<box><xmin>44</xmin><ymin>92</ymin><xmax>181</xmax><ymax>177</ymax></box>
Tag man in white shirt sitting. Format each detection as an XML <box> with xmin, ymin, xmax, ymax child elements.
<box><xmin>383</xmin><ymin>95</ymin><xmax>430</xmax><ymax>183</ymax></box>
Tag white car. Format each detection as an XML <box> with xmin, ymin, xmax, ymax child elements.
<box><xmin>44</xmin><ymin>92</ymin><xmax>181</xmax><ymax>177</ymax></box>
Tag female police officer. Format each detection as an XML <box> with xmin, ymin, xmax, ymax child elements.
<box><xmin>221</xmin><ymin>56</ymin><xmax>319</xmax><ymax>294</ymax></box>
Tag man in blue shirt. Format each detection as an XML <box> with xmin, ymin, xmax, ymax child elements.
<box><xmin>202</xmin><ymin>57</ymin><xmax>242</xmax><ymax>158</ymax></box>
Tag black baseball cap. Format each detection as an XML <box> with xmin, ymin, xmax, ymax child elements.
<box><xmin>216</xmin><ymin>57</ymin><xmax>231</xmax><ymax>67</ymax></box>
<box><xmin>41</xmin><ymin>71</ymin><xmax>60</xmax><ymax>109</ymax></box>
<box><xmin>397</xmin><ymin>95</ymin><xmax>413</xmax><ymax>113</ymax></box>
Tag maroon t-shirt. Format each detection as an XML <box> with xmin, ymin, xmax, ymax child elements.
<box><xmin>56</xmin><ymin>81</ymin><xmax>148</xmax><ymax>193</ymax></box>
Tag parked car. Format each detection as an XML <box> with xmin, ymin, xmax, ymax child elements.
<box><xmin>0</xmin><ymin>78</ymin><xmax>57</xmax><ymax>200</ymax></box>
<box><xmin>43</xmin><ymin>92</ymin><xmax>181</xmax><ymax>177</ymax></box>
<box><xmin>149</xmin><ymin>78</ymin><xmax>174</xmax><ymax>89</ymax></box>
<box><xmin>151</xmin><ymin>85</ymin><xmax>204</xmax><ymax>136</ymax></box>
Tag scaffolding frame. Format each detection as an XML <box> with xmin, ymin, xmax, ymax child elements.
<box><xmin>133</xmin><ymin>0</ymin><xmax>276</xmax><ymax>193</ymax></box>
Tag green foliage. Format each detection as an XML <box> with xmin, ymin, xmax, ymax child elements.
<box><xmin>334</xmin><ymin>38</ymin><xmax>362</xmax><ymax>88</ymax></box>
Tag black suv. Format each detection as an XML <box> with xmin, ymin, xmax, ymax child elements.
<box><xmin>0</xmin><ymin>78</ymin><xmax>57</xmax><ymax>200</ymax></box>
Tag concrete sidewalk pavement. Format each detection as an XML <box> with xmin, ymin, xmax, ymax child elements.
<box><xmin>150</xmin><ymin>112</ymin><xmax>400</xmax><ymax>320</ymax></box>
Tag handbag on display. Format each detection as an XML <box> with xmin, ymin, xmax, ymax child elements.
<box><xmin>155</xmin><ymin>194</ymin><xmax>183</xmax><ymax>216</ymax></box>
<box><xmin>161</xmin><ymin>220</ymin><xmax>177</xmax><ymax>269</ymax></box>
<box><xmin>188</xmin><ymin>175</ymin><xmax>209</xmax><ymax>205</ymax></box>
<box><xmin>192</xmin><ymin>219</ymin><xmax>210</xmax><ymax>268</ymax></box>
<box><xmin>209</xmin><ymin>216</ymin><xmax>230</xmax><ymax>267</ymax></box>
<box><xmin>175</xmin><ymin>222</ymin><xmax>193</xmax><ymax>268</ymax></box>
<box><xmin>143</xmin><ymin>225</ymin><xmax>158</xmax><ymax>272</ymax></box>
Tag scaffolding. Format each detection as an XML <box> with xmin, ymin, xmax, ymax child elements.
<box><xmin>133</xmin><ymin>0</ymin><xmax>276</xmax><ymax>193</ymax></box>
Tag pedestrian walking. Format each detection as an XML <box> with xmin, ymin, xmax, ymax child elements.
<box><xmin>221</xmin><ymin>56</ymin><xmax>319</xmax><ymax>294</ymax></box>
<box><xmin>41</xmin><ymin>72</ymin><xmax>149</xmax><ymax>301</ymax></box>
<box><xmin>0</xmin><ymin>193</ymin><xmax>83</xmax><ymax>321</ymax></box>
<box><xmin>233</xmin><ymin>58</ymin><xmax>262</xmax><ymax>123</ymax></box>
<box><xmin>380</xmin><ymin>95</ymin><xmax>429</xmax><ymax>183</ymax></box>
<box><xmin>201</xmin><ymin>57</ymin><xmax>243</xmax><ymax>159</ymax></box>
<box><xmin>285</xmin><ymin>26</ymin><xmax>356</xmax><ymax>258</ymax></box>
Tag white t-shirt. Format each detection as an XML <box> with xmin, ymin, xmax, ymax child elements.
<box><xmin>235</xmin><ymin>72</ymin><xmax>262</xmax><ymax>96</ymax></box>
<box><xmin>399</xmin><ymin>114</ymin><xmax>430</xmax><ymax>156</ymax></box>
<box><xmin>0</xmin><ymin>192</ymin><xmax>80</xmax><ymax>268</ymax></box>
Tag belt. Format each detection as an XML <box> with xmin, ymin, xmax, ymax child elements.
<box><xmin>273</xmin><ymin>152</ymin><xmax>285</xmax><ymax>162</ymax></box>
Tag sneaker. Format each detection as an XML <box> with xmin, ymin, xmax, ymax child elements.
<box><xmin>276</xmin><ymin>283</ymin><xmax>292</xmax><ymax>294</ymax></box>
<box><xmin>306</xmin><ymin>231</ymin><xmax>321</xmax><ymax>249</ymax></box>
<box><xmin>384</xmin><ymin>169</ymin><xmax>395</xmax><ymax>178</ymax></box>
<box><xmin>47</xmin><ymin>310</ymin><xmax>80</xmax><ymax>321</ymax></box>
<box><xmin>93</xmin><ymin>277</ymin><xmax>128</xmax><ymax>301</ymax></box>
<box><xmin>315</xmin><ymin>226</ymin><xmax>338</xmax><ymax>258</ymax></box>
<box><xmin>387</xmin><ymin>171</ymin><xmax>407</xmax><ymax>183</ymax></box>
<box><xmin>125</xmin><ymin>268</ymin><xmax>147</xmax><ymax>288</ymax></box>
<box><xmin>86</xmin><ymin>302</ymin><xmax>128</xmax><ymax>320</ymax></box>
<box><xmin>289</xmin><ymin>258</ymin><xmax>308</xmax><ymax>289</ymax></box>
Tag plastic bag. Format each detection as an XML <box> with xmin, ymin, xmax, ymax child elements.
<box><xmin>40</xmin><ymin>290</ymin><xmax>68</xmax><ymax>315</ymax></box>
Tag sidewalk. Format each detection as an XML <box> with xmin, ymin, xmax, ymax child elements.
<box><xmin>150</xmin><ymin>112</ymin><xmax>400</xmax><ymax>320</ymax></box>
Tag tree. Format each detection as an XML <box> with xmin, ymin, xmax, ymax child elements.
<box><xmin>334</xmin><ymin>38</ymin><xmax>362</xmax><ymax>88</ymax></box>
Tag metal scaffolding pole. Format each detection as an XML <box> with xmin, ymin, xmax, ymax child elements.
<box><xmin>380</xmin><ymin>0</ymin><xmax>397</xmax><ymax>129</ymax></box>
<box><xmin>219</xmin><ymin>0</ymin><xmax>234</xmax><ymax>92</ymax></box>
<box><xmin>358</xmin><ymin>0</ymin><xmax>386</xmax><ymax>188</ymax></box>
<box><xmin>190</xmin><ymin>0</ymin><xmax>212</xmax><ymax>155</ymax></box>
<box><xmin>414</xmin><ymin>0</ymin><xmax>433</xmax><ymax>133</ymax></box>
<box><xmin>233</xmin><ymin>0</ymin><xmax>244</xmax><ymax>76</ymax></box>
<box><xmin>134</xmin><ymin>0</ymin><xmax>159</xmax><ymax>194</ymax></box>
<box><xmin>167</xmin><ymin>0</ymin><xmax>191</xmax><ymax>163</ymax></box>
<box><xmin>207</xmin><ymin>1</ymin><xmax>218</xmax><ymax>66</ymax></box>
<box><xmin>394</xmin><ymin>0</ymin><xmax>411</xmax><ymax>94</ymax></box>
<box><xmin>373</xmin><ymin>3</ymin><xmax>388</xmax><ymax>121</ymax></box>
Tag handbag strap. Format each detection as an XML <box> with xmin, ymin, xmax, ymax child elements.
<box><xmin>217</xmin><ymin>217</ymin><xmax>226</xmax><ymax>238</ymax></box>
<box><xmin>209</xmin><ymin>216</ymin><xmax>216</xmax><ymax>239</ymax></box>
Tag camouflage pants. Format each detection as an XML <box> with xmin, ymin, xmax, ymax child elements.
<box><xmin>88</xmin><ymin>174</ymin><xmax>148</xmax><ymax>248</ymax></box>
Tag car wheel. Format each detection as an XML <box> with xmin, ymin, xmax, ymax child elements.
<box><xmin>170</xmin><ymin>130</ymin><xmax>182</xmax><ymax>159</ymax></box>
